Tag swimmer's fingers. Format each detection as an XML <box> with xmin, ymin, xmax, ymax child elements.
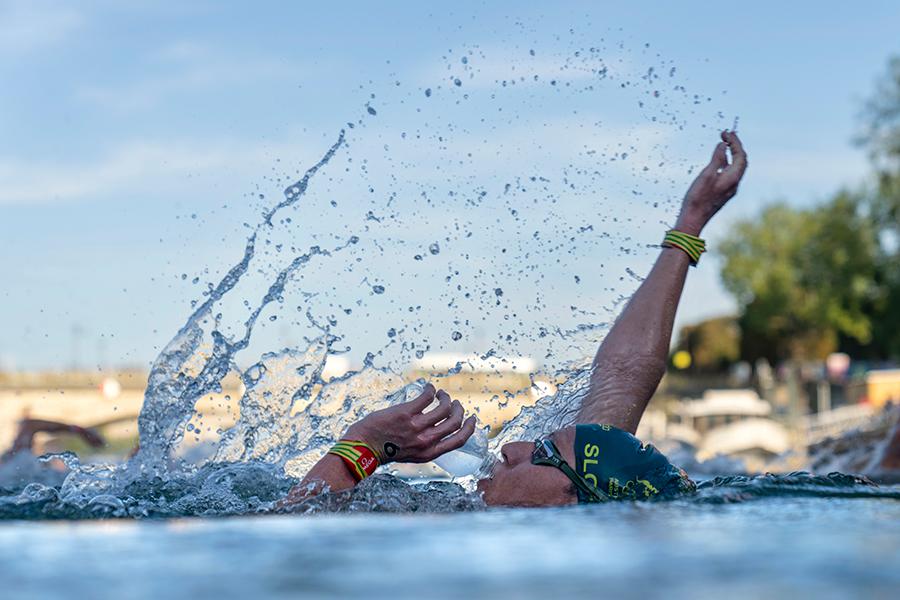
<box><xmin>426</xmin><ymin>400</ymin><xmax>465</xmax><ymax>442</ymax></box>
<box><xmin>414</xmin><ymin>389</ymin><xmax>452</xmax><ymax>427</ymax></box>
<box><xmin>719</xmin><ymin>131</ymin><xmax>748</xmax><ymax>187</ymax></box>
<box><xmin>703</xmin><ymin>141</ymin><xmax>729</xmax><ymax>176</ymax></box>
<box><xmin>406</xmin><ymin>383</ymin><xmax>436</xmax><ymax>414</ymax></box>
<box><xmin>427</xmin><ymin>416</ymin><xmax>476</xmax><ymax>460</ymax></box>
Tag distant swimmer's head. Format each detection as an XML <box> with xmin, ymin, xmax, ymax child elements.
<box><xmin>476</xmin><ymin>424</ymin><xmax>693</xmax><ymax>507</ymax></box>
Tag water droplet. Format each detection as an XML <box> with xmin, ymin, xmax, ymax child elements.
<box><xmin>425</xmin><ymin>88</ymin><xmax>432</xmax><ymax>97</ymax></box>
<box><xmin>451</xmin><ymin>331</ymin><xmax>463</xmax><ymax>341</ymax></box>
<box><xmin>453</xmin><ymin>78</ymin><xmax>462</xmax><ymax>87</ymax></box>
<box><xmin>367</xmin><ymin>105</ymin><xmax>377</xmax><ymax>116</ymax></box>
<box><xmin>429</xmin><ymin>242</ymin><xmax>440</xmax><ymax>255</ymax></box>
<box><xmin>372</xmin><ymin>285</ymin><xmax>385</xmax><ymax>294</ymax></box>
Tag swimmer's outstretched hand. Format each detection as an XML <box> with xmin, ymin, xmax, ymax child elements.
<box><xmin>675</xmin><ymin>130</ymin><xmax>748</xmax><ymax>235</ymax></box>
<box><xmin>344</xmin><ymin>383</ymin><xmax>476</xmax><ymax>464</ymax></box>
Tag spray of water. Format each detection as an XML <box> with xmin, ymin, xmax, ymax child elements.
<box><xmin>2</xmin><ymin>37</ymin><xmax>894</xmax><ymax>519</ymax></box>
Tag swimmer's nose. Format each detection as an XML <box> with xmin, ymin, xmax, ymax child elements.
<box><xmin>500</xmin><ymin>442</ymin><xmax>533</xmax><ymax>466</ymax></box>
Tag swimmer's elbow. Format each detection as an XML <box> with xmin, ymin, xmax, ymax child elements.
<box><xmin>579</xmin><ymin>353</ymin><xmax>667</xmax><ymax>430</ymax></box>
<box><xmin>591</xmin><ymin>352</ymin><xmax>667</xmax><ymax>393</ymax></box>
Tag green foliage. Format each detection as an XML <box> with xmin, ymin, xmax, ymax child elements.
<box><xmin>718</xmin><ymin>55</ymin><xmax>900</xmax><ymax>363</ymax></box>
<box><xmin>720</xmin><ymin>195</ymin><xmax>880</xmax><ymax>362</ymax></box>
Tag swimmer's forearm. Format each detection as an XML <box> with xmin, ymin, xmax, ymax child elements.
<box><xmin>5</xmin><ymin>419</ymin><xmax>91</xmax><ymax>456</ymax></box>
<box><xmin>280</xmin><ymin>455</ymin><xmax>357</xmax><ymax>507</ymax></box>
<box><xmin>303</xmin><ymin>455</ymin><xmax>357</xmax><ymax>491</ymax></box>
<box><xmin>579</xmin><ymin>131</ymin><xmax>747</xmax><ymax>433</ymax></box>
<box><xmin>579</xmin><ymin>244</ymin><xmax>691</xmax><ymax>432</ymax></box>
<box><xmin>19</xmin><ymin>419</ymin><xmax>83</xmax><ymax>434</ymax></box>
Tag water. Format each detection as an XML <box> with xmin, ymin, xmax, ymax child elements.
<box><xmin>1</xmin><ymin>497</ymin><xmax>898</xmax><ymax>599</ymax></box>
<box><xmin>2</xmin><ymin>31</ymin><xmax>899</xmax><ymax>598</ymax></box>
<box><xmin>3</xmin><ymin>34</ymin><xmax>726</xmax><ymax>515</ymax></box>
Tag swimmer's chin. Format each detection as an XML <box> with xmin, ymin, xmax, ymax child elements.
<box><xmin>475</xmin><ymin>471</ymin><xmax>493</xmax><ymax>491</ymax></box>
<box><xmin>475</xmin><ymin>470</ymin><xmax>502</xmax><ymax>505</ymax></box>
<box><xmin>475</xmin><ymin>477</ymin><xmax>497</xmax><ymax>505</ymax></box>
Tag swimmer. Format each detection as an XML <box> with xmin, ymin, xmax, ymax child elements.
<box><xmin>281</xmin><ymin>130</ymin><xmax>748</xmax><ymax>507</ymax></box>
<box><xmin>1</xmin><ymin>418</ymin><xmax>105</xmax><ymax>464</ymax></box>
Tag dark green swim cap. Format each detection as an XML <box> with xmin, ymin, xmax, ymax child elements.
<box><xmin>574</xmin><ymin>424</ymin><xmax>692</xmax><ymax>502</ymax></box>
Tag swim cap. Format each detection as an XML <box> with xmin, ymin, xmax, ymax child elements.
<box><xmin>574</xmin><ymin>424</ymin><xmax>692</xmax><ymax>502</ymax></box>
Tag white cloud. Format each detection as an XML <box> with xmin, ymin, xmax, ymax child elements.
<box><xmin>0</xmin><ymin>115</ymin><xmax>677</xmax><ymax>207</ymax></box>
<box><xmin>352</xmin><ymin>113</ymin><xmax>683</xmax><ymax>188</ymax></box>
<box><xmin>0</xmin><ymin>0</ymin><xmax>84</xmax><ymax>54</ymax></box>
<box><xmin>75</xmin><ymin>40</ymin><xmax>310</xmax><ymax>112</ymax></box>
<box><xmin>0</xmin><ymin>137</ymin><xmax>317</xmax><ymax>205</ymax></box>
<box><xmin>748</xmin><ymin>145</ymin><xmax>869</xmax><ymax>196</ymax></box>
<box><xmin>418</xmin><ymin>46</ymin><xmax>634</xmax><ymax>90</ymax></box>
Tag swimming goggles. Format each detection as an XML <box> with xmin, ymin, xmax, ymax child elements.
<box><xmin>531</xmin><ymin>437</ymin><xmax>607</xmax><ymax>502</ymax></box>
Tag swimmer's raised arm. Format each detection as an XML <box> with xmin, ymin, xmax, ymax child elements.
<box><xmin>1</xmin><ymin>418</ymin><xmax>105</xmax><ymax>462</ymax></box>
<box><xmin>279</xmin><ymin>384</ymin><xmax>476</xmax><ymax>507</ymax></box>
<box><xmin>577</xmin><ymin>131</ymin><xmax>747</xmax><ymax>433</ymax></box>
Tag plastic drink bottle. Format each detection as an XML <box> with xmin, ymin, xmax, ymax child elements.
<box><xmin>433</xmin><ymin>423</ymin><xmax>497</xmax><ymax>478</ymax></box>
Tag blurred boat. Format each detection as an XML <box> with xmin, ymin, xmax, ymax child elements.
<box><xmin>666</xmin><ymin>389</ymin><xmax>791</xmax><ymax>466</ymax></box>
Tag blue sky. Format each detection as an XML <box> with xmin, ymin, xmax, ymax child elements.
<box><xmin>1</xmin><ymin>1</ymin><xmax>898</xmax><ymax>371</ymax></box>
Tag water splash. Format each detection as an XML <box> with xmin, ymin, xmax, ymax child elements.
<box><xmin>3</xmin><ymin>467</ymin><xmax>897</xmax><ymax>520</ymax></box>
<box><xmin>135</xmin><ymin>131</ymin><xmax>349</xmax><ymax>469</ymax></box>
<box><xmin>4</xmin><ymin>37</ymin><xmax>895</xmax><ymax>521</ymax></box>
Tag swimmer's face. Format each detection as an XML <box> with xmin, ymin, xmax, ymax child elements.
<box><xmin>476</xmin><ymin>427</ymin><xmax>578</xmax><ymax>507</ymax></box>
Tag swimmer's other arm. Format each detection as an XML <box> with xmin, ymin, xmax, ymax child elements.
<box><xmin>279</xmin><ymin>384</ymin><xmax>476</xmax><ymax>507</ymax></box>
<box><xmin>578</xmin><ymin>131</ymin><xmax>748</xmax><ymax>433</ymax></box>
<box><xmin>1</xmin><ymin>418</ymin><xmax>105</xmax><ymax>462</ymax></box>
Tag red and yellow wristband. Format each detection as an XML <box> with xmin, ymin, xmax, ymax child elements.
<box><xmin>661</xmin><ymin>230</ymin><xmax>706</xmax><ymax>266</ymax></box>
<box><xmin>328</xmin><ymin>440</ymin><xmax>381</xmax><ymax>482</ymax></box>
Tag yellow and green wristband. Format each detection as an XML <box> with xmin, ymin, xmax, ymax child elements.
<box><xmin>328</xmin><ymin>440</ymin><xmax>381</xmax><ymax>481</ymax></box>
<box><xmin>662</xmin><ymin>230</ymin><xmax>706</xmax><ymax>266</ymax></box>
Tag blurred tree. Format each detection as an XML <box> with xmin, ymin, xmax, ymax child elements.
<box><xmin>719</xmin><ymin>195</ymin><xmax>880</xmax><ymax>362</ymax></box>
<box><xmin>859</xmin><ymin>56</ymin><xmax>900</xmax><ymax>171</ymax></box>
<box><xmin>672</xmin><ymin>315</ymin><xmax>740</xmax><ymax>372</ymax></box>
<box><xmin>859</xmin><ymin>56</ymin><xmax>900</xmax><ymax>358</ymax></box>
<box><xmin>718</xmin><ymin>55</ymin><xmax>900</xmax><ymax>364</ymax></box>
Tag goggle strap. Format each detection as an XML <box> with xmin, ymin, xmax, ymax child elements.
<box><xmin>558</xmin><ymin>461</ymin><xmax>606</xmax><ymax>502</ymax></box>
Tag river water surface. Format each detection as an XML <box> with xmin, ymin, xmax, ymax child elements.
<box><xmin>2</xmin><ymin>496</ymin><xmax>898</xmax><ymax>599</ymax></box>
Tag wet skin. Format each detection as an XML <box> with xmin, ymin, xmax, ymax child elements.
<box><xmin>477</xmin><ymin>427</ymin><xmax>579</xmax><ymax>507</ymax></box>
<box><xmin>282</xmin><ymin>132</ymin><xmax>748</xmax><ymax>510</ymax></box>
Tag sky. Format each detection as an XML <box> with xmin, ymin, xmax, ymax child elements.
<box><xmin>1</xmin><ymin>0</ymin><xmax>899</xmax><ymax>371</ymax></box>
